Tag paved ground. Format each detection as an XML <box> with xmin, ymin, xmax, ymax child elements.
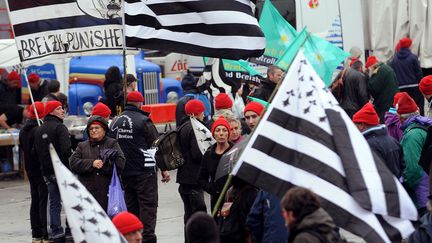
<box><xmin>0</xmin><ymin>171</ymin><xmax>210</xmax><ymax>243</ymax></box>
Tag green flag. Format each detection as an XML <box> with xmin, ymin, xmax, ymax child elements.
<box><xmin>249</xmin><ymin>0</ymin><xmax>297</xmax><ymax>66</ymax></box>
<box><xmin>247</xmin><ymin>96</ymin><xmax>269</xmax><ymax>108</ymax></box>
<box><xmin>275</xmin><ymin>27</ymin><xmax>309</xmax><ymax>71</ymax></box>
<box><xmin>303</xmin><ymin>34</ymin><xmax>350</xmax><ymax>85</ymax></box>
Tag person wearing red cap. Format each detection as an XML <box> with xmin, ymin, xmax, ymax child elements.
<box><xmin>397</xmin><ymin>92</ymin><xmax>432</xmax><ymax>215</ymax></box>
<box><xmin>27</xmin><ymin>73</ymin><xmax>49</xmax><ymax>102</ymax></box>
<box><xmin>366</xmin><ymin>55</ymin><xmax>399</xmax><ymax>122</ymax></box>
<box><xmin>389</xmin><ymin>37</ymin><xmax>424</xmax><ymax>116</ymax></box>
<box><xmin>0</xmin><ymin>70</ymin><xmax>21</xmax><ymax>104</ymax></box>
<box><xmin>243</xmin><ymin>101</ymin><xmax>265</xmax><ymax>131</ymax></box>
<box><xmin>419</xmin><ymin>75</ymin><xmax>432</xmax><ymax>118</ymax></box>
<box><xmin>112</xmin><ymin>212</ymin><xmax>144</xmax><ymax>243</ymax></box>
<box><xmin>34</xmin><ymin>100</ymin><xmax>72</xmax><ymax>242</ymax></box>
<box><xmin>109</xmin><ymin>90</ymin><xmax>169</xmax><ymax>243</ymax></box>
<box><xmin>70</xmin><ymin>115</ymin><xmax>125</xmax><ymax>211</ymax></box>
<box><xmin>91</xmin><ymin>102</ymin><xmax>112</xmax><ymax>120</ymax></box>
<box><xmin>251</xmin><ymin>65</ymin><xmax>284</xmax><ymax>101</ymax></box>
<box><xmin>19</xmin><ymin>102</ymin><xmax>48</xmax><ymax>242</ymax></box>
<box><xmin>199</xmin><ymin>116</ymin><xmax>233</xmax><ymax>209</ymax></box>
<box><xmin>176</xmin><ymin>99</ymin><xmax>208</xmax><ymax>230</ymax></box>
<box><xmin>352</xmin><ymin>103</ymin><xmax>403</xmax><ymax>177</ymax></box>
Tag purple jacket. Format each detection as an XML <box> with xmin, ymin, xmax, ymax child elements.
<box><xmin>384</xmin><ymin>112</ymin><xmax>403</xmax><ymax>142</ymax></box>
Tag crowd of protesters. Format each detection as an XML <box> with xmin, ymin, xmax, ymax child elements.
<box><xmin>3</xmin><ymin>36</ymin><xmax>432</xmax><ymax>243</ymax></box>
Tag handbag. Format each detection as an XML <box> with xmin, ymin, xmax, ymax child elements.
<box><xmin>107</xmin><ymin>165</ymin><xmax>127</xmax><ymax>218</ymax></box>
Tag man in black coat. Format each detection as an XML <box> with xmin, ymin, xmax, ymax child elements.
<box><xmin>109</xmin><ymin>91</ymin><xmax>170</xmax><ymax>243</ymax></box>
<box><xmin>251</xmin><ymin>65</ymin><xmax>283</xmax><ymax>102</ymax></box>
<box><xmin>19</xmin><ymin>102</ymin><xmax>48</xmax><ymax>242</ymax></box>
<box><xmin>353</xmin><ymin>103</ymin><xmax>404</xmax><ymax>178</ymax></box>
<box><xmin>34</xmin><ymin>100</ymin><xmax>72</xmax><ymax>243</ymax></box>
<box><xmin>27</xmin><ymin>73</ymin><xmax>48</xmax><ymax>102</ymax></box>
<box><xmin>177</xmin><ymin>99</ymin><xmax>207</xmax><ymax>227</ymax></box>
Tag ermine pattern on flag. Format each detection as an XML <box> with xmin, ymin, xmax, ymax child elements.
<box><xmin>232</xmin><ymin>50</ymin><xmax>417</xmax><ymax>243</ymax></box>
<box><xmin>190</xmin><ymin>117</ymin><xmax>215</xmax><ymax>155</ymax></box>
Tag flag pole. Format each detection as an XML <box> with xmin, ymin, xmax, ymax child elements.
<box><xmin>121</xmin><ymin>1</ymin><xmax>128</xmax><ymax>108</ymax></box>
<box><xmin>22</xmin><ymin>69</ymin><xmax>41</xmax><ymax>126</ymax></box>
<box><xmin>211</xmin><ymin>35</ymin><xmax>310</xmax><ymax>217</ymax></box>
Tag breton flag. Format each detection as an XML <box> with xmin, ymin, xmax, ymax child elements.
<box><xmin>232</xmin><ymin>50</ymin><xmax>417</xmax><ymax>242</ymax></box>
<box><xmin>124</xmin><ymin>0</ymin><xmax>266</xmax><ymax>60</ymax></box>
<box><xmin>190</xmin><ymin>117</ymin><xmax>215</xmax><ymax>155</ymax></box>
<box><xmin>6</xmin><ymin>1</ymin><xmax>125</xmax><ymax>64</ymax></box>
<box><xmin>48</xmin><ymin>144</ymin><xmax>127</xmax><ymax>243</ymax></box>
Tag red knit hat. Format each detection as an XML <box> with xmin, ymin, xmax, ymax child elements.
<box><xmin>45</xmin><ymin>100</ymin><xmax>62</xmax><ymax>115</ymax></box>
<box><xmin>419</xmin><ymin>76</ymin><xmax>432</xmax><ymax>96</ymax></box>
<box><xmin>365</xmin><ymin>56</ymin><xmax>378</xmax><ymax>69</ymax></box>
<box><xmin>399</xmin><ymin>37</ymin><xmax>412</xmax><ymax>49</ymax></box>
<box><xmin>91</xmin><ymin>102</ymin><xmax>111</xmax><ymax>118</ymax></box>
<box><xmin>7</xmin><ymin>71</ymin><xmax>21</xmax><ymax>81</ymax></box>
<box><xmin>352</xmin><ymin>103</ymin><xmax>379</xmax><ymax>126</ymax></box>
<box><xmin>127</xmin><ymin>91</ymin><xmax>144</xmax><ymax>102</ymax></box>
<box><xmin>349</xmin><ymin>57</ymin><xmax>359</xmax><ymax>67</ymax></box>
<box><xmin>244</xmin><ymin>101</ymin><xmax>265</xmax><ymax>116</ymax></box>
<box><xmin>396</xmin><ymin>92</ymin><xmax>418</xmax><ymax>114</ymax></box>
<box><xmin>215</xmin><ymin>93</ymin><xmax>233</xmax><ymax>110</ymax></box>
<box><xmin>112</xmin><ymin>212</ymin><xmax>143</xmax><ymax>235</ymax></box>
<box><xmin>27</xmin><ymin>102</ymin><xmax>45</xmax><ymax>119</ymax></box>
<box><xmin>28</xmin><ymin>73</ymin><xmax>40</xmax><ymax>84</ymax></box>
<box><xmin>393</xmin><ymin>92</ymin><xmax>405</xmax><ymax>107</ymax></box>
<box><xmin>185</xmin><ymin>99</ymin><xmax>205</xmax><ymax>116</ymax></box>
<box><xmin>211</xmin><ymin>116</ymin><xmax>231</xmax><ymax>138</ymax></box>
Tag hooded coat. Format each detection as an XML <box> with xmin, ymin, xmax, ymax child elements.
<box><xmin>289</xmin><ymin>208</ymin><xmax>338</xmax><ymax>243</ymax></box>
<box><xmin>390</xmin><ymin>48</ymin><xmax>422</xmax><ymax>88</ymax></box>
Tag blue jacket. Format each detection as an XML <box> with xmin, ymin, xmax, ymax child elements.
<box><xmin>390</xmin><ymin>48</ymin><xmax>422</xmax><ymax>88</ymax></box>
<box><xmin>246</xmin><ymin>190</ymin><xmax>288</xmax><ymax>243</ymax></box>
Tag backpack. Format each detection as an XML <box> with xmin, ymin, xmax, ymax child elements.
<box><xmin>302</xmin><ymin>228</ymin><xmax>348</xmax><ymax>243</ymax></box>
<box><xmin>410</xmin><ymin>124</ymin><xmax>432</xmax><ymax>174</ymax></box>
<box><xmin>152</xmin><ymin>122</ymin><xmax>188</xmax><ymax>171</ymax></box>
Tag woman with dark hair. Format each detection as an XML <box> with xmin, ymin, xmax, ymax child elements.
<box><xmin>69</xmin><ymin>115</ymin><xmax>126</xmax><ymax>211</ymax></box>
<box><xmin>102</xmin><ymin>66</ymin><xmax>123</xmax><ymax>116</ymax></box>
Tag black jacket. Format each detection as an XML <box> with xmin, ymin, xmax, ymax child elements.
<box><xmin>0</xmin><ymin>81</ymin><xmax>20</xmax><ymax>104</ymax></box>
<box><xmin>109</xmin><ymin>104</ymin><xmax>159</xmax><ymax>177</ymax></box>
<box><xmin>363</xmin><ymin>125</ymin><xmax>405</xmax><ymax>178</ymax></box>
<box><xmin>34</xmin><ymin>115</ymin><xmax>72</xmax><ymax>177</ymax></box>
<box><xmin>251</xmin><ymin>79</ymin><xmax>276</xmax><ymax>102</ymax></box>
<box><xmin>334</xmin><ymin>68</ymin><xmax>369</xmax><ymax>115</ymax></box>
<box><xmin>19</xmin><ymin>119</ymin><xmax>42</xmax><ymax>177</ymax></box>
<box><xmin>30</xmin><ymin>81</ymin><xmax>49</xmax><ymax>102</ymax></box>
<box><xmin>69</xmin><ymin>135</ymin><xmax>125</xmax><ymax>211</ymax></box>
<box><xmin>102</xmin><ymin>82</ymin><xmax>123</xmax><ymax>117</ymax></box>
<box><xmin>177</xmin><ymin>118</ymin><xmax>204</xmax><ymax>185</ymax></box>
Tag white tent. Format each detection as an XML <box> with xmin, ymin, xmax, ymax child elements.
<box><xmin>0</xmin><ymin>39</ymin><xmax>20</xmax><ymax>68</ymax></box>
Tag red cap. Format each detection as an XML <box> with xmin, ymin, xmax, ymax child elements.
<box><xmin>28</xmin><ymin>73</ymin><xmax>40</xmax><ymax>84</ymax></box>
<box><xmin>419</xmin><ymin>76</ymin><xmax>432</xmax><ymax>96</ymax></box>
<box><xmin>365</xmin><ymin>56</ymin><xmax>378</xmax><ymax>69</ymax></box>
<box><xmin>90</xmin><ymin>121</ymin><xmax>107</xmax><ymax>131</ymax></box>
<box><xmin>185</xmin><ymin>99</ymin><xmax>205</xmax><ymax>116</ymax></box>
<box><xmin>91</xmin><ymin>102</ymin><xmax>111</xmax><ymax>118</ymax></box>
<box><xmin>352</xmin><ymin>103</ymin><xmax>379</xmax><ymax>126</ymax></box>
<box><xmin>127</xmin><ymin>91</ymin><xmax>144</xmax><ymax>102</ymax></box>
<box><xmin>211</xmin><ymin>116</ymin><xmax>231</xmax><ymax>138</ymax></box>
<box><xmin>7</xmin><ymin>71</ymin><xmax>21</xmax><ymax>81</ymax></box>
<box><xmin>393</xmin><ymin>92</ymin><xmax>405</xmax><ymax>107</ymax></box>
<box><xmin>27</xmin><ymin>102</ymin><xmax>45</xmax><ymax>119</ymax></box>
<box><xmin>45</xmin><ymin>100</ymin><xmax>62</xmax><ymax>115</ymax></box>
<box><xmin>215</xmin><ymin>93</ymin><xmax>233</xmax><ymax>110</ymax></box>
<box><xmin>349</xmin><ymin>57</ymin><xmax>359</xmax><ymax>67</ymax></box>
<box><xmin>112</xmin><ymin>212</ymin><xmax>143</xmax><ymax>235</ymax></box>
<box><xmin>396</xmin><ymin>92</ymin><xmax>418</xmax><ymax>114</ymax></box>
<box><xmin>395</xmin><ymin>42</ymin><xmax>401</xmax><ymax>52</ymax></box>
<box><xmin>244</xmin><ymin>101</ymin><xmax>265</xmax><ymax>116</ymax></box>
<box><xmin>399</xmin><ymin>37</ymin><xmax>412</xmax><ymax>49</ymax></box>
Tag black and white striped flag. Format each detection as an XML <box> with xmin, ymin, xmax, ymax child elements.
<box><xmin>124</xmin><ymin>0</ymin><xmax>266</xmax><ymax>60</ymax></box>
<box><xmin>6</xmin><ymin>1</ymin><xmax>124</xmax><ymax>64</ymax></box>
<box><xmin>232</xmin><ymin>50</ymin><xmax>417</xmax><ymax>242</ymax></box>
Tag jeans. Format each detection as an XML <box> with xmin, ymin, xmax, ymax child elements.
<box><xmin>45</xmin><ymin>176</ymin><xmax>64</xmax><ymax>239</ymax></box>
<box><xmin>178</xmin><ymin>184</ymin><xmax>207</xmax><ymax>224</ymax></box>
<box><xmin>123</xmin><ymin>173</ymin><xmax>158</xmax><ymax>243</ymax></box>
<box><xmin>29</xmin><ymin>175</ymin><xmax>48</xmax><ymax>239</ymax></box>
